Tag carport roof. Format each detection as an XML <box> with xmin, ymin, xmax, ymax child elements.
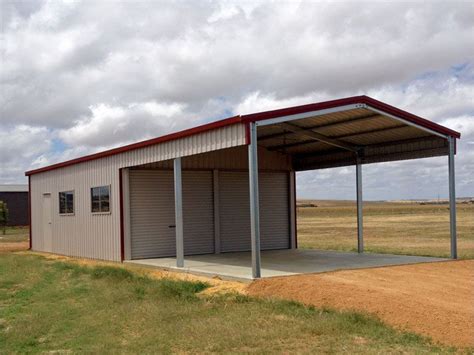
<box><xmin>26</xmin><ymin>95</ymin><xmax>460</xmax><ymax>175</ymax></box>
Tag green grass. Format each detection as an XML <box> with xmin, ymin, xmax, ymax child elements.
<box><xmin>0</xmin><ymin>253</ymin><xmax>458</xmax><ymax>353</ymax></box>
<box><xmin>0</xmin><ymin>226</ymin><xmax>29</xmax><ymax>243</ymax></box>
<box><xmin>298</xmin><ymin>202</ymin><xmax>474</xmax><ymax>259</ymax></box>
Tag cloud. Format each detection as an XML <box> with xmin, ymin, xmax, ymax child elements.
<box><xmin>58</xmin><ymin>101</ymin><xmax>186</xmax><ymax>147</ymax></box>
<box><xmin>1</xmin><ymin>1</ymin><xmax>473</xmax><ymax>198</ymax></box>
<box><xmin>0</xmin><ymin>125</ymin><xmax>51</xmax><ymax>183</ymax></box>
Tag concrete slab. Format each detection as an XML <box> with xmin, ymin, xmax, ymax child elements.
<box><xmin>126</xmin><ymin>249</ymin><xmax>446</xmax><ymax>281</ymax></box>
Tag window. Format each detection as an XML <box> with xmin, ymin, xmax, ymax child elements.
<box><xmin>91</xmin><ymin>186</ymin><xmax>110</xmax><ymax>213</ymax></box>
<box><xmin>59</xmin><ymin>191</ymin><xmax>74</xmax><ymax>214</ymax></box>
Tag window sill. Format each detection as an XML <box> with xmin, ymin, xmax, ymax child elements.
<box><xmin>59</xmin><ymin>213</ymin><xmax>75</xmax><ymax>216</ymax></box>
<box><xmin>91</xmin><ymin>211</ymin><xmax>111</xmax><ymax>215</ymax></box>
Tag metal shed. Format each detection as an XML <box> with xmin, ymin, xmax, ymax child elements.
<box><xmin>0</xmin><ymin>185</ymin><xmax>29</xmax><ymax>226</ymax></box>
<box><xmin>26</xmin><ymin>96</ymin><xmax>461</xmax><ymax>279</ymax></box>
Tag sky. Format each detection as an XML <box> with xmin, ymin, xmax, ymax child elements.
<box><xmin>1</xmin><ymin>0</ymin><xmax>473</xmax><ymax>200</ymax></box>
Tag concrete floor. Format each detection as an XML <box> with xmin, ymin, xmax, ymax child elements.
<box><xmin>126</xmin><ymin>249</ymin><xmax>446</xmax><ymax>281</ymax></box>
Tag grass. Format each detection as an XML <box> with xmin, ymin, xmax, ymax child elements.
<box><xmin>0</xmin><ymin>253</ymin><xmax>457</xmax><ymax>353</ymax></box>
<box><xmin>298</xmin><ymin>201</ymin><xmax>474</xmax><ymax>259</ymax></box>
<box><xmin>0</xmin><ymin>226</ymin><xmax>29</xmax><ymax>243</ymax></box>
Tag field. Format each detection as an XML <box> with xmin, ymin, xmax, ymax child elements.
<box><xmin>297</xmin><ymin>201</ymin><xmax>474</xmax><ymax>259</ymax></box>
<box><xmin>0</xmin><ymin>252</ymin><xmax>458</xmax><ymax>353</ymax></box>
<box><xmin>0</xmin><ymin>204</ymin><xmax>473</xmax><ymax>352</ymax></box>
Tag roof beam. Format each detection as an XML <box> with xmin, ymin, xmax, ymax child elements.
<box><xmin>258</xmin><ymin>113</ymin><xmax>382</xmax><ymax>142</ymax></box>
<box><xmin>267</xmin><ymin>124</ymin><xmax>406</xmax><ymax>151</ymax></box>
<box><xmin>292</xmin><ymin>135</ymin><xmax>444</xmax><ymax>160</ymax></box>
<box><xmin>277</xmin><ymin>122</ymin><xmax>359</xmax><ymax>152</ymax></box>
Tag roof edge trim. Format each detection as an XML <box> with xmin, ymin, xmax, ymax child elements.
<box><xmin>242</xmin><ymin>95</ymin><xmax>461</xmax><ymax>139</ymax></box>
<box><xmin>26</xmin><ymin>115</ymin><xmax>242</xmax><ymax>176</ymax></box>
<box><xmin>25</xmin><ymin>95</ymin><xmax>461</xmax><ymax>177</ymax></box>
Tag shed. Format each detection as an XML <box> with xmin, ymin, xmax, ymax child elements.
<box><xmin>25</xmin><ymin>96</ymin><xmax>461</xmax><ymax>279</ymax></box>
<box><xmin>0</xmin><ymin>185</ymin><xmax>29</xmax><ymax>226</ymax></box>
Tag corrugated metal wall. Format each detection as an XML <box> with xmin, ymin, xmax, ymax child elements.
<box><xmin>30</xmin><ymin>123</ymin><xmax>247</xmax><ymax>261</ymax></box>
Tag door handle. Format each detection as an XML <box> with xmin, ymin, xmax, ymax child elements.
<box><xmin>168</xmin><ymin>225</ymin><xmax>176</xmax><ymax>228</ymax></box>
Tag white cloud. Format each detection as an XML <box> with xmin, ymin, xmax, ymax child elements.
<box><xmin>1</xmin><ymin>0</ymin><xmax>473</xmax><ymax>198</ymax></box>
<box><xmin>57</xmin><ymin>101</ymin><xmax>186</xmax><ymax>147</ymax></box>
<box><xmin>0</xmin><ymin>125</ymin><xmax>51</xmax><ymax>183</ymax></box>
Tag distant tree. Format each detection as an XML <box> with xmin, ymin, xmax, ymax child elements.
<box><xmin>0</xmin><ymin>201</ymin><xmax>8</xmax><ymax>235</ymax></box>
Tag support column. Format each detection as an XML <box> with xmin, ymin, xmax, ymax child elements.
<box><xmin>174</xmin><ymin>157</ymin><xmax>184</xmax><ymax>267</ymax></box>
<box><xmin>356</xmin><ymin>156</ymin><xmax>363</xmax><ymax>253</ymax></box>
<box><xmin>213</xmin><ymin>169</ymin><xmax>221</xmax><ymax>254</ymax></box>
<box><xmin>448</xmin><ymin>136</ymin><xmax>457</xmax><ymax>259</ymax></box>
<box><xmin>248</xmin><ymin>122</ymin><xmax>261</xmax><ymax>279</ymax></box>
<box><xmin>289</xmin><ymin>171</ymin><xmax>297</xmax><ymax>249</ymax></box>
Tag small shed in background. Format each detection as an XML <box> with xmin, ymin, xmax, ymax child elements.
<box><xmin>0</xmin><ymin>185</ymin><xmax>29</xmax><ymax>226</ymax></box>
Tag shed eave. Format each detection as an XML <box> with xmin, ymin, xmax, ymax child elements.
<box><xmin>25</xmin><ymin>95</ymin><xmax>460</xmax><ymax>177</ymax></box>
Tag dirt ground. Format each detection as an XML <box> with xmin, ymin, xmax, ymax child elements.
<box><xmin>248</xmin><ymin>260</ymin><xmax>474</xmax><ymax>348</ymax></box>
<box><xmin>0</xmin><ymin>241</ymin><xmax>29</xmax><ymax>252</ymax></box>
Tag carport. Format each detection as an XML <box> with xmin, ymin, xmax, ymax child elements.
<box><xmin>125</xmin><ymin>96</ymin><xmax>460</xmax><ymax>279</ymax></box>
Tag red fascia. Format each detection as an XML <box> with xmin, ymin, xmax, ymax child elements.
<box><xmin>25</xmin><ymin>115</ymin><xmax>242</xmax><ymax>176</ymax></box>
<box><xmin>28</xmin><ymin>176</ymin><xmax>32</xmax><ymax>250</ymax></box>
<box><xmin>245</xmin><ymin>122</ymin><xmax>251</xmax><ymax>145</ymax></box>
<box><xmin>119</xmin><ymin>169</ymin><xmax>125</xmax><ymax>261</ymax></box>
<box><xmin>241</xmin><ymin>95</ymin><xmax>461</xmax><ymax>139</ymax></box>
<box><xmin>25</xmin><ymin>95</ymin><xmax>461</xmax><ymax>177</ymax></box>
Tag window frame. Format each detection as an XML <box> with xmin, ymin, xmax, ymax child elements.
<box><xmin>90</xmin><ymin>185</ymin><xmax>111</xmax><ymax>214</ymax></box>
<box><xmin>58</xmin><ymin>190</ymin><xmax>75</xmax><ymax>216</ymax></box>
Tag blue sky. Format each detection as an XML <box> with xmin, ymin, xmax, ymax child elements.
<box><xmin>1</xmin><ymin>1</ymin><xmax>473</xmax><ymax>200</ymax></box>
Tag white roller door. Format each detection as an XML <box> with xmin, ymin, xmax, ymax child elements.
<box><xmin>260</xmin><ymin>173</ymin><xmax>290</xmax><ymax>250</ymax></box>
<box><xmin>130</xmin><ymin>170</ymin><xmax>175</xmax><ymax>259</ymax></box>
<box><xmin>182</xmin><ymin>171</ymin><xmax>215</xmax><ymax>255</ymax></box>
<box><xmin>219</xmin><ymin>172</ymin><xmax>251</xmax><ymax>252</ymax></box>
<box><xmin>130</xmin><ymin>170</ymin><xmax>214</xmax><ymax>259</ymax></box>
<box><xmin>219</xmin><ymin>171</ymin><xmax>290</xmax><ymax>252</ymax></box>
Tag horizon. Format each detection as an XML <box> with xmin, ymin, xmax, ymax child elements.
<box><xmin>1</xmin><ymin>1</ymin><xmax>473</xmax><ymax>200</ymax></box>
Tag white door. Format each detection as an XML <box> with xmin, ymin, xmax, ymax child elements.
<box><xmin>130</xmin><ymin>170</ymin><xmax>176</xmax><ymax>259</ymax></box>
<box><xmin>129</xmin><ymin>170</ymin><xmax>215</xmax><ymax>259</ymax></box>
<box><xmin>182</xmin><ymin>171</ymin><xmax>215</xmax><ymax>255</ymax></box>
<box><xmin>219</xmin><ymin>171</ymin><xmax>290</xmax><ymax>252</ymax></box>
<box><xmin>42</xmin><ymin>194</ymin><xmax>52</xmax><ymax>251</ymax></box>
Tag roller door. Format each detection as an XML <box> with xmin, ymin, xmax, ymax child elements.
<box><xmin>182</xmin><ymin>171</ymin><xmax>215</xmax><ymax>255</ymax></box>
<box><xmin>219</xmin><ymin>171</ymin><xmax>290</xmax><ymax>252</ymax></box>
<box><xmin>130</xmin><ymin>170</ymin><xmax>214</xmax><ymax>259</ymax></box>
<box><xmin>260</xmin><ymin>173</ymin><xmax>290</xmax><ymax>250</ymax></box>
<box><xmin>219</xmin><ymin>172</ymin><xmax>251</xmax><ymax>252</ymax></box>
<box><xmin>130</xmin><ymin>170</ymin><xmax>175</xmax><ymax>259</ymax></box>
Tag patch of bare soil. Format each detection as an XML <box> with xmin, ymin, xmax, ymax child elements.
<box><xmin>0</xmin><ymin>241</ymin><xmax>29</xmax><ymax>252</ymax></box>
<box><xmin>247</xmin><ymin>260</ymin><xmax>474</xmax><ymax>348</ymax></box>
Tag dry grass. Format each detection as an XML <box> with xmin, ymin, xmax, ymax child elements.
<box><xmin>297</xmin><ymin>201</ymin><xmax>474</xmax><ymax>259</ymax></box>
<box><xmin>1</xmin><ymin>253</ymin><xmax>452</xmax><ymax>353</ymax></box>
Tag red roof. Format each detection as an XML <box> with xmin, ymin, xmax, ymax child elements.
<box><xmin>25</xmin><ymin>95</ymin><xmax>460</xmax><ymax>176</ymax></box>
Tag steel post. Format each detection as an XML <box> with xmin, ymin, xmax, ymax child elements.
<box><xmin>356</xmin><ymin>156</ymin><xmax>363</xmax><ymax>253</ymax></box>
<box><xmin>448</xmin><ymin>136</ymin><xmax>457</xmax><ymax>259</ymax></box>
<box><xmin>174</xmin><ymin>157</ymin><xmax>184</xmax><ymax>267</ymax></box>
<box><xmin>248</xmin><ymin>122</ymin><xmax>262</xmax><ymax>278</ymax></box>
